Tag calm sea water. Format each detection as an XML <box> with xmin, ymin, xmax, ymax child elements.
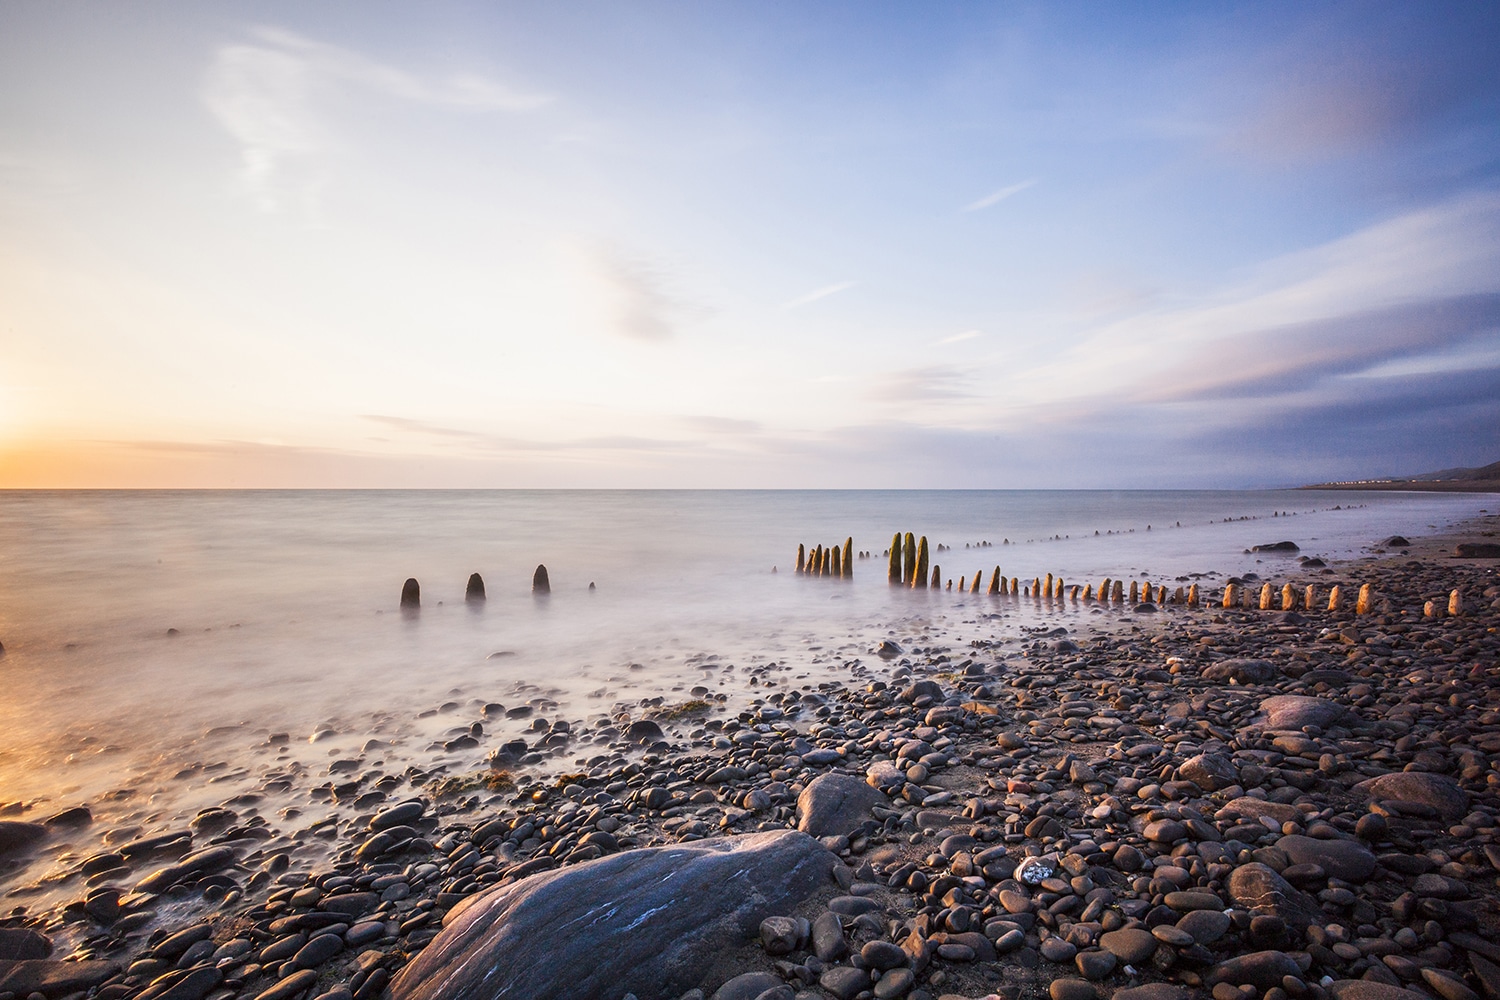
<box><xmin>0</xmin><ymin>489</ymin><xmax>1490</xmax><ymax>909</ymax></box>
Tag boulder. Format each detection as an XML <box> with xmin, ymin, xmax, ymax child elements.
<box><xmin>1356</xmin><ymin>772</ymin><xmax>1469</xmax><ymax>819</ymax></box>
<box><xmin>1217</xmin><ymin>798</ymin><xmax>1303</xmax><ymax>826</ymax></box>
<box><xmin>0</xmin><ymin>930</ymin><xmax>50</xmax><ymax>961</ymax></box>
<box><xmin>388</xmin><ymin>831</ymin><xmax>835</xmax><ymax>1000</ymax></box>
<box><xmin>1456</xmin><ymin>543</ymin><xmax>1500</xmax><ymax>558</ymax></box>
<box><xmin>0</xmin><ymin>960</ymin><xmax>118</xmax><ymax>997</ymax></box>
<box><xmin>1260</xmin><ymin>695</ymin><xmax>1352</xmax><ymax>731</ymax></box>
<box><xmin>798</xmin><ymin>774</ymin><xmax>884</xmax><ymax>838</ymax></box>
<box><xmin>1252</xmin><ymin>541</ymin><xmax>1300</xmax><ymax>553</ymax></box>
<box><xmin>1202</xmin><ymin>659</ymin><xmax>1277</xmax><ymax>684</ymax></box>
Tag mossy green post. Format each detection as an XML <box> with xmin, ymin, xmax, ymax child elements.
<box><xmin>913</xmin><ymin>536</ymin><xmax>929</xmax><ymax>588</ymax></box>
<box><xmin>888</xmin><ymin>534</ymin><xmax>903</xmax><ymax>583</ymax></box>
<box><xmin>903</xmin><ymin>532</ymin><xmax>917</xmax><ymax>584</ymax></box>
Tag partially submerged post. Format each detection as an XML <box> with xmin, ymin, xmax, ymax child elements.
<box><xmin>888</xmin><ymin>534</ymin><xmax>902</xmax><ymax>583</ymax></box>
<box><xmin>1222</xmin><ymin>583</ymin><xmax>1240</xmax><ymax>609</ymax></box>
<box><xmin>796</xmin><ymin>544</ymin><xmax>806</xmax><ymax>575</ymax></box>
<box><xmin>987</xmin><ymin>567</ymin><xmax>1000</xmax><ymax>594</ymax></box>
<box><xmin>1327</xmin><ymin>585</ymin><xmax>1341</xmax><ymax>612</ymax></box>
<box><xmin>913</xmin><ymin>537</ymin><xmax>930</xmax><ymax>588</ymax></box>
<box><xmin>970</xmin><ymin>573</ymin><xmax>980</xmax><ymax>594</ymax></box>
<box><xmin>830</xmin><ymin>545</ymin><xmax>842</xmax><ymax>578</ymax></box>
<box><xmin>1259</xmin><ymin>583</ymin><xmax>1273</xmax><ymax>610</ymax></box>
<box><xmin>1281</xmin><ymin>584</ymin><xmax>1295</xmax><ymax>611</ymax></box>
<box><xmin>466</xmin><ymin>573</ymin><xmax>486</xmax><ymax>603</ymax></box>
<box><xmin>1187</xmin><ymin>583</ymin><xmax>1199</xmax><ymax>607</ymax></box>
<box><xmin>1111</xmin><ymin>580</ymin><xmax>1123</xmax><ymax>603</ymax></box>
<box><xmin>903</xmin><ymin>533</ymin><xmax>917</xmax><ymax>585</ymax></box>
<box><xmin>842</xmin><ymin>538</ymin><xmax>853</xmax><ymax>579</ymax></box>
<box><xmin>400</xmin><ymin>578</ymin><xmax>420</xmax><ymax>609</ymax></box>
<box><xmin>533</xmin><ymin>565</ymin><xmax>551</xmax><ymax>594</ymax></box>
<box><xmin>931</xmin><ymin>565</ymin><xmax>941</xmax><ymax>589</ymax></box>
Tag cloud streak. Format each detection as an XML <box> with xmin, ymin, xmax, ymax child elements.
<box><xmin>781</xmin><ymin>280</ymin><xmax>857</xmax><ymax>310</ymax></box>
<box><xmin>962</xmin><ymin>179</ymin><xmax>1036</xmax><ymax>212</ymax></box>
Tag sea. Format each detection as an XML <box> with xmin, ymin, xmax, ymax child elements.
<box><xmin>0</xmin><ymin>488</ymin><xmax>1491</xmax><ymax>914</ymax></box>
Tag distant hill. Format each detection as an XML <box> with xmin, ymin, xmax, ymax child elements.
<box><xmin>1302</xmin><ymin>459</ymin><xmax>1500</xmax><ymax>492</ymax></box>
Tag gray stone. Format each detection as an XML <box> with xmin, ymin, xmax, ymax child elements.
<box><xmin>388</xmin><ymin>830</ymin><xmax>835</xmax><ymax>1000</ymax></box>
<box><xmin>1075</xmin><ymin>949</ymin><xmax>1117</xmax><ymax>980</ymax></box>
<box><xmin>1356</xmin><ymin>772</ymin><xmax>1469</xmax><ymax>819</ymax></box>
<box><xmin>0</xmin><ymin>822</ymin><xmax>47</xmax><ymax>858</ymax></box>
<box><xmin>873</xmin><ymin>968</ymin><xmax>915</xmax><ymax>999</ymax></box>
<box><xmin>1276</xmin><ymin>835</ymin><xmax>1375</xmax><ymax>881</ymax></box>
<box><xmin>759</xmin><ymin>916</ymin><xmax>800</xmax><ymax>956</ymax></box>
<box><xmin>0</xmin><ymin>960</ymin><xmax>120</xmax><ymax>998</ymax></box>
<box><xmin>818</xmin><ymin>966</ymin><xmax>870</xmax><ymax>1000</ymax></box>
<box><xmin>0</xmin><ymin>929</ymin><xmax>50</xmax><ymax>961</ymax></box>
<box><xmin>1177</xmin><ymin>909</ymin><xmax>1232</xmax><ymax>945</ymax></box>
<box><xmin>862</xmin><ymin>940</ymin><xmax>908</xmax><ymax>970</ymax></box>
<box><xmin>811</xmin><ymin>911</ymin><xmax>847</xmax><ymax>961</ymax></box>
<box><xmin>1050</xmin><ymin>979</ymin><xmax>1097</xmax><ymax>1000</ymax></box>
<box><xmin>1227</xmin><ymin>863</ymin><xmax>1322</xmax><ymax>931</ymax></box>
<box><xmin>797</xmin><ymin>774</ymin><xmax>884</xmax><ymax>838</ymax></box>
<box><xmin>1217</xmin><ymin>798</ymin><xmax>1303</xmax><ymax>826</ymax></box>
<box><xmin>1100</xmin><ymin>927</ymin><xmax>1157</xmax><ymax>964</ymax></box>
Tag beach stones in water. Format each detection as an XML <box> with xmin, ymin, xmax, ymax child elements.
<box><xmin>1260</xmin><ymin>694</ymin><xmax>1352</xmax><ymax>730</ymax></box>
<box><xmin>388</xmin><ymin>830</ymin><xmax>835</xmax><ymax>1000</ymax></box>
<box><xmin>797</xmin><ymin>773</ymin><xmax>884</xmax><ymax>838</ymax></box>
<box><xmin>625</xmin><ymin>720</ymin><xmax>665</xmax><ymax>745</ymax></box>
<box><xmin>1356</xmin><ymin>771</ymin><xmax>1469</xmax><ymax>819</ymax></box>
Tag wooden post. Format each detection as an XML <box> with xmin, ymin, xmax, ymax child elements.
<box><xmin>1011</xmin><ymin>577</ymin><xmax>1019</xmax><ymax>596</ymax></box>
<box><xmin>971</xmin><ymin>573</ymin><xmax>981</xmax><ymax>594</ymax></box>
<box><xmin>1356</xmin><ymin>583</ymin><xmax>1372</xmax><ymax>615</ymax></box>
<box><xmin>888</xmin><ymin>534</ymin><xmax>902</xmax><ymax>583</ymax></box>
<box><xmin>903</xmin><ymin>532</ymin><xmax>917</xmax><ymax>584</ymax></box>
<box><xmin>533</xmin><ymin>565</ymin><xmax>550</xmax><ymax>594</ymax></box>
<box><xmin>1304</xmin><ymin>585</ymin><xmax>1316</xmax><ymax>611</ymax></box>
<box><xmin>1259</xmin><ymin>583</ymin><xmax>1273</xmax><ymax>610</ymax></box>
<box><xmin>1174</xmin><ymin>585</ymin><xmax>1185</xmax><ymax>605</ymax></box>
<box><xmin>400</xmin><ymin>577</ymin><xmax>420</xmax><ymax>608</ymax></box>
<box><xmin>842</xmin><ymin>538</ymin><xmax>853</xmax><ymax>579</ymax></box>
<box><xmin>1449</xmin><ymin>589</ymin><xmax>1462</xmax><ymax>617</ymax></box>
<box><xmin>1128</xmin><ymin>581</ymin><xmax>1139</xmax><ymax>604</ymax></box>
<box><xmin>931</xmin><ymin>565</ymin><xmax>941</xmax><ymax>589</ymax></box>
<box><xmin>1100</xmin><ymin>579</ymin><xmax>1111</xmax><ymax>604</ymax></box>
<box><xmin>1281</xmin><ymin>584</ymin><xmax>1295</xmax><ymax>611</ymax></box>
<box><xmin>914</xmin><ymin>536</ymin><xmax>930</xmax><ymax>588</ymax></box>
<box><xmin>1032</xmin><ymin>577</ymin><xmax>1041</xmax><ymax>599</ymax></box>
<box><xmin>1328</xmin><ymin>585</ymin><xmax>1341</xmax><ymax>611</ymax></box>
<box><xmin>1222</xmin><ymin>583</ymin><xmax>1240</xmax><ymax>609</ymax></box>
<box><xmin>1424</xmin><ymin>600</ymin><xmax>1442</xmax><ymax>618</ymax></box>
<box><xmin>1083</xmin><ymin>584</ymin><xmax>1093</xmax><ymax>600</ymax></box>
<box><xmin>988</xmin><ymin>567</ymin><xmax>1000</xmax><ymax>594</ymax></box>
<box><xmin>1045</xmin><ymin>573</ymin><xmax>1054</xmax><ymax>601</ymax></box>
<box><xmin>1187</xmin><ymin>583</ymin><xmax>1199</xmax><ymax>607</ymax></box>
<box><xmin>1056</xmin><ymin>578</ymin><xmax>1065</xmax><ymax>600</ymax></box>
<box><xmin>958</xmin><ymin>575</ymin><xmax>966</xmax><ymax>591</ymax></box>
<box><xmin>466</xmin><ymin>573</ymin><xmax>486</xmax><ymax>603</ymax></box>
<box><xmin>1111</xmin><ymin>580</ymin><xmax>1123</xmax><ymax>602</ymax></box>
<box><xmin>796</xmin><ymin>543</ymin><xmax>806</xmax><ymax>575</ymax></box>
<box><xmin>830</xmin><ymin>544</ymin><xmax>842</xmax><ymax>578</ymax></box>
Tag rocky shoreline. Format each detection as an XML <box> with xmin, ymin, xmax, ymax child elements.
<box><xmin>1</xmin><ymin>519</ymin><xmax>1498</xmax><ymax>1000</ymax></box>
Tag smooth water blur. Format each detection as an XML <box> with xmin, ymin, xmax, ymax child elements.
<box><xmin>0</xmin><ymin>489</ymin><xmax>1489</xmax><ymax>833</ymax></box>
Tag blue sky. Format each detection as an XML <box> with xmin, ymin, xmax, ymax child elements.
<box><xmin>1</xmin><ymin>1</ymin><xmax>1497</xmax><ymax>487</ymax></box>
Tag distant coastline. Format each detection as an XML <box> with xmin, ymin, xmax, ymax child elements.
<box><xmin>1299</xmin><ymin>478</ymin><xmax>1500</xmax><ymax>492</ymax></box>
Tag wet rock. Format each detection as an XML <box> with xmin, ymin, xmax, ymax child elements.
<box><xmin>625</xmin><ymin>720</ymin><xmax>665</xmax><ymax>745</ymax></box>
<box><xmin>1253</xmin><ymin>541</ymin><xmax>1300</xmax><ymax>552</ymax></box>
<box><xmin>797</xmin><ymin>773</ymin><xmax>883</xmax><ymax>838</ymax></box>
<box><xmin>0</xmin><ymin>959</ymin><xmax>119</xmax><ymax>997</ymax></box>
<box><xmin>1356</xmin><ymin>772</ymin><xmax>1469</xmax><ymax>819</ymax></box>
<box><xmin>388</xmin><ymin>830</ymin><xmax>835</xmax><ymax>1000</ymax></box>
<box><xmin>1456</xmin><ymin>543</ymin><xmax>1500</xmax><ymax>558</ymax></box>
<box><xmin>1100</xmin><ymin>927</ymin><xmax>1157</xmax><ymax>964</ymax></box>
<box><xmin>0</xmin><ymin>929</ymin><xmax>50</xmax><ymax>961</ymax></box>
<box><xmin>710</xmin><ymin>972</ymin><xmax>783</xmax><ymax>1000</ymax></box>
<box><xmin>1324</xmin><ymin>983</ymin><xmax>1430</xmax><ymax>1000</ymax></box>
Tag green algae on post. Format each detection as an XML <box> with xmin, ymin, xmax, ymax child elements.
<box><xmin>913</xmin><ymin>536</ymin><xmax>929</xmax><ymax>588</ymax></box>
<box><xmin>888</xmin><ymin>533</ymin><xmax>903</xmax><ymax>583</ymax></box>
<box><xmin>903</xmin><ymin>532</ymin><xmax>917</xmax><ymax>584</ymax></box>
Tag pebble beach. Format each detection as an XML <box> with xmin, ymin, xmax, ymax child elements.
<box><xmin>2</xmin><ymin>510</ymin><xmax>1499</xmax><ymax>1000</ymax></box>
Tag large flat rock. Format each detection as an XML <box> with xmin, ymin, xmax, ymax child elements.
<box><xmin>389</xmin><ymin>830</ymin><xmax>836</xmax><ymax>1000</ymax></box>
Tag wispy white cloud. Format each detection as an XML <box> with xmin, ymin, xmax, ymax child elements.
<box><xmin>936</xmin><ymin>329</ymin><xmax>981</xmax><ymax>345</ymax></box>
<box><xmin>781</xmin><ymin>280</ymin><xmax>857</xmax><ymax>310</ymax></box>
<box><xmin>962</xmin><ymin>179</ymin><xmax>1036</xmax><ymax>213</ymax></box>
<box><xmin>590</xmin><ymin>246</ymin><xmax>681</xmax><ymax>342</ymax></box>
<box><xmin>201</xmin><ymin>26</ymin><xmax>552</xmax><ymax>213</ymax></box>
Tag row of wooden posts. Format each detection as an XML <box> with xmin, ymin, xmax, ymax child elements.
<box><xmin>399</xmin><ymin>565</ymin><xmax>558</xmax><ymax>608</ymax></box>
<box><xmin>798</xmin><ymin>531</ymin><xmax>1469</xmax><ymax>617</ymax></box>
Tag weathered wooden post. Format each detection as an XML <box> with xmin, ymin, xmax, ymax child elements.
<box><xmin>1187</xmin><ymin>583</ymin><xmax>1199</xmax><ymax>607</ymax></box>
<box><xmin>1327</xmin><ymin>585</ymin><xmax>1341</xmax><ymax>612</ymax></box>
<box><xmin>1129</xmin><ymin>581</ymin><xmax>1139</xmax><ymax>604</ymax></box>
<box><xmin>1449</xmin><ymin>588</ymin><xmax>1463</xmax><ymax>617</ymax></box>
<box><xmin>1281</xmin><ymin>584</ymin><xmax>1294</xmax><ymax>611</ymax></box>
<box><xmin>533</xmin><ymin>565</ymin><xmax>550</xmax><ymax>594</ymax></box>
<box><xmin>1174</xmin><ymin>585</ymin><xmax>1185</xmax><ymax>605</ymax></box>
<box><xmin>1222</xmin><ymin>583</ymin><xmax>1240</xmax><ymax>609</ymax></box>
<box><xmin>466</xmin><ymin>573</ymin><xmax>486</xmax><ymax>603</ymax></box>
<box><xmin>1044</xmin><ymin>573</ymin><xmax>1054</xmax><ymax>600</ymax></box>
<box><xmin>914</xmin><ymin>536</ymin><xmax>930</xmax><ymax>588</ymax></box>
<box><xmin>1356</xmin><ymin>583</ymin><xmax>1373</xmax><ymax>615</ymax></box>
<box><xmin>1424</xmin><ymin>600</ymin><xmax>1442</xmax><ymax>618</ymax></box>
<box><xmin>903</xmin><ymin>532</ymin><xmax>917</xmax><ymax>585</ymax></box>
<box><xmin>931</xmin><ymin>565</ymin><xmax>941</xmax><ymax>589</ymax></box>
<box><xmin>970</xmin><ymin>573</ymin><xmax>980</xmax><ymax>594</ymax></box>
<box><xmin>1259</xmin><ymin>583</ymin><xmax>1273</xmax><ymax>610</ymax></box>
<box><xmin>988</xmin><ymin>567</ymin><xmax>1001</xmax><ymax>594</ymax></box>
<box><xmin>1304</xmin><ymin>585</ymin><xmax>1317</xmax><ymax>611</ymax></box>
<box><xmin>830</xmin><ymin>544</ymin><xmax>842</xmax><ymax>578</ymax></box>
<box><xmin>842</xmin><ymin>538</ymin><xmax>853</xmax><ymax>579</ymax></box>
<box><xmin>1011</xmin><ymin>577</ymin><xmax>1019</xmax><ymax>596</ymax></box>
<box><xmin>401</xmin><ymin>578</ymin><xmax>420</xmax><ymax>609</ymax></box>
<box><xmin>796</xmin><ymin>544</ymin><xmax>806</xmax><ymax>575</ymax></box>
<box><xmin>888</xmin><ymin>534</ymin><xmax>902</xmax><ymax>583</ymax></box>
<box><xmin>1100</xmin><ymin>579</ymin><xmax>1111</xmax><ymax>605</ymax></box>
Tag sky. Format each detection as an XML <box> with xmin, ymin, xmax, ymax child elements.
<box><xmin>1</xmin><ymin>2</ymin><xmax>1498</xmax><ymax>488</ymax></box>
